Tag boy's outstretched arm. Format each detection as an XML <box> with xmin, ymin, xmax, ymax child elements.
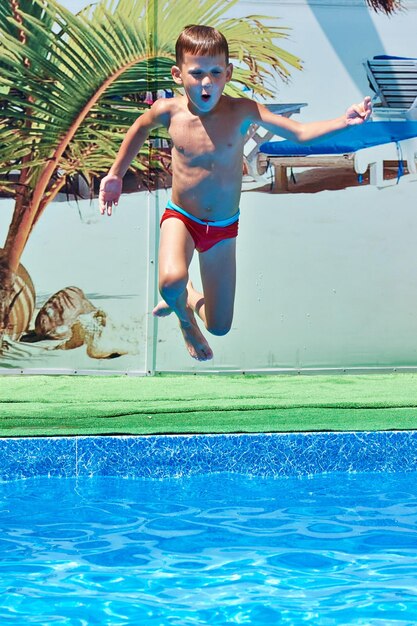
<box><xmin>247</xmin><ymin>96</ymin><xmax>372</xmax><ymax>144</ymax></box>
<box><xmin>99</xmin><ymin>99</ymin><xmax>170</xmax><ymax>216</ymax></box>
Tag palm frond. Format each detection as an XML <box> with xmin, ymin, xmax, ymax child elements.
<box><xmin>0</xmin><ymin>0</ymin><xmax>304</xmax><ymax>207</ymax></box>
<box><xmin>366</xmin><ymin>0</ymin><xmax>402</xmax><ymax>14</ymax></box>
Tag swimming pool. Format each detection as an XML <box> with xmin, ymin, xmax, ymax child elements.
<box><xmin>1</xmin><ymin>432</ymin><xmax>417</xmax><ymax>624</ymax></box>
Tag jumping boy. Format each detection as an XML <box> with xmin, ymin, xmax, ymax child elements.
<box><xmin>99</xmin><ymin>24</ymin><xmax>372</xmax><ymax>362</ymax></box>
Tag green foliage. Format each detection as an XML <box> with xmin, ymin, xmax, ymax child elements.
<box><xmin>0</xmin><ymin>0</ymin><xmax>302</xmax><ymax>193</ymax></box>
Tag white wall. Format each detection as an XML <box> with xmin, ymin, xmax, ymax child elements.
<box><xmin>1</xmin><ymin>0</ymin><xmax>416</xmax><ymax>374</ymax></box>
<box><xmin>230</xmin><ymin>0</ymin><xmax>417</xmax><ymax>119</ymax></box>
<box><xmin>154</xmin><ymin>181</ymin><xmax>417</xmax><ymax>372</ymax></box>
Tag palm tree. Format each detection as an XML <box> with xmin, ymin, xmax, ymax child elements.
<box><xmin>367</xmin><ymin>0</ymin><xmax>402</xmax><ymax>13</ymax></box>
<box><xmin>0</xmin><ymin>0</ymin><xmax>303</xmax><ymax>348</ymax></box>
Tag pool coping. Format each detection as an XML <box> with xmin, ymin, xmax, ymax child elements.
<box><xmin>1</xmin><ymin>431</ymin><xmax>417</xmax><ymax>481</ymax></box>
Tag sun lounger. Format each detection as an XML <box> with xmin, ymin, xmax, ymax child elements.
<box><xmin>258</xmin><ymin>121</ymin><xmax>417</xmax><ymax>191</ymax></box>
<box><xmin>244</xmin><ymin>102</ymin><xmax>307</xmax><ymax>171</ymax></box>
<box><xmin>363</xmin><ymin>56</ymin><xmax>417</xmax><ymax>120</ymax></box>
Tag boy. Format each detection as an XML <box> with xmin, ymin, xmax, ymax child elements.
<box><xmin>99</xmin><ymin>25</ymin><xmax>372</xmax><ymax>362</ymax></box>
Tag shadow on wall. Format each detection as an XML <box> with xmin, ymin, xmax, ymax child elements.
<box><xmin>306</xmin><ymin>0</ymin><xmax>386</xmax><ymax>94</ymax></box>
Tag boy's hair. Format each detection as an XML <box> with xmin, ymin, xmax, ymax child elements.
<box><xmin>175</xmin><ymin>25</ymin><xmax>229</xmax><ymax>66</ymax></box>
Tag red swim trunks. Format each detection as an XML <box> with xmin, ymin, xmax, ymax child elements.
<box><xmin>160</xmin><ymin>207</ymin><xmax>239</xmax><ymax>253</ymax></box>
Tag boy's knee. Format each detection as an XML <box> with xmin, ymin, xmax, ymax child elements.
<box><xmin>206</xmin><ymin>320</ymin><xmax>232</xmax><ymax>336</ymax></box>
<box><xmin>159</xmin><ymin>270</ymin><xmax>187</xmax><ymax>298</ymax></box>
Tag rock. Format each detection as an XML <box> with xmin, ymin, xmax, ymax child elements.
<box><xmin>35</xmin><ymin>286</ymin><xmax>95</xmax><ymax>339</ymax></box>
<box><xmin>61</xmin><ymin>309</ymin><xmax>140</xmax><ymax>359</ymax></box>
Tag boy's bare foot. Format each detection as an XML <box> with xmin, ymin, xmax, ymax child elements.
<box><xmin>153</xmin><ymin>282</ymin><xmax>202</xmax><ymax>319</ymax></box>
<box><xmin>152</xmin><ymin>300</ymin><xmax>172</xmax><ymax>317</ymax></box>
<box><xmin>180</xmin><ymin>314</ymin><xmax>213</xmax><ymax>361</ymax></box>
<box><xmin>153</xmin><ymin>285</ymin><xmax>212</xmax><ymax>360</ymax></box>
<box><xmin>186</xmin><ymin>280</ymin><xmax>204</xmax><ymax>316</ymax></box>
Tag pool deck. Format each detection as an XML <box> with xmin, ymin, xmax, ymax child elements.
<box><xmin>1</xmin><ymin>372</ymin><xmax>417</xmax><ymax>437</ymax></box>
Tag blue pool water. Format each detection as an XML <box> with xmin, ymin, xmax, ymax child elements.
<box><xmin>1</xmin><ymin>471</ymin><xmax>417</xmax><ymax>625</ymax></box>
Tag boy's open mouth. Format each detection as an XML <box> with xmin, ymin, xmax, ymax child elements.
<box><xmin>201</xmin><ymin>94</ymin><xmax>211</xmax><ymax>101</ymax></box>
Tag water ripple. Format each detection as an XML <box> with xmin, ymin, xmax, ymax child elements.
<box><xmin>1</xmin><ymin>473</ymin><xmax>417</xmax><ymax>624</ymax></box>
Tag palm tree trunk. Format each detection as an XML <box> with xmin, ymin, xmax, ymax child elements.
<box><xmin>0</xmin><ymin>184</ymin><xmax>32</xmax><ymax>344</ymax></box>
<box><xmin>0</xmin><ymin>1</ymin><xmax>33</xmax><ymax>345</ymax></box>
<box><xmin>0</xmin><ymin>255</ymin><xmax>18</xmax><ymax>341</ymax></box>
<box><xmin>0</xmin><ymin>174</ymin><xmax>68</xmax><ymax>346</ymax></box>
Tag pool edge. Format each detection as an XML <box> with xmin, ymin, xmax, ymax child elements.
<box><xmin>1</xmin><ymin>431</ymin><xmax>417</xmax><ymax>481</ymax></box>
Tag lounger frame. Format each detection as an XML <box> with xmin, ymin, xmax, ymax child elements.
<box><xmin>363</xmin><ymin>57</ymin><xmax>417</xmax><ymax>120</ymax></box>
<box><xmin>258</xmin><ymin>137</ymin><xmax>417</xmax><ymax>191</ymax></box>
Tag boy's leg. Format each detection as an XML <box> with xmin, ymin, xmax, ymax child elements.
<box><xmin>153</xmin><ymin>217</ymin><xmax>213</xmax><ymax>361</ymax></box>
<box><xmin>190</xmin><ymin>237</ymin><xmax>236</xmax><ymax>336</ymax></box>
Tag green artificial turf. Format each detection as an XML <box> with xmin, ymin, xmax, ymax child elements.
<box><xmin>0</xmin><ymin>372</ymin><xmax>416</xmax><ymax>437</ymax></box>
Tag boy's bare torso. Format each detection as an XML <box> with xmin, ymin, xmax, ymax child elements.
<box><xmin>162</xmin><ymin>95</ymin><xmax>251</xmax><ymax>221</ymax></box>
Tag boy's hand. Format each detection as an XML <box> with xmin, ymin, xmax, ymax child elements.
<box><xmin>99</xmin><ymin>174</ymin><xmax>122</xmax><ymax>216</ymax></box>
<box><xmin>345</xmin><ymin>96</ymin><xmax>372</xmax><ymax>125</ymax></box>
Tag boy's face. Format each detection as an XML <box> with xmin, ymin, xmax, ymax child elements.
<box><xmin>171</xmin><ymin>53</ymin><xmax>233</xmax><ymax>114</ymax></box>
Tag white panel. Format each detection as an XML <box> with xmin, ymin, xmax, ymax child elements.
<box><xmin>0</xmin><ymin>193</ymin><xmax>150</xmax><ymax>373</ymax></box>
<box><xmin>154</xmin><ymin>182</ymin><xmax>417</xmax><ymax>372</ymax></box>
